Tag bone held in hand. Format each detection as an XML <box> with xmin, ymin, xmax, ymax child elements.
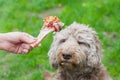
<box><xmin>31</xmin><ymin>16</ymin><xmax>64</xmax><ymax>47</ymax></box>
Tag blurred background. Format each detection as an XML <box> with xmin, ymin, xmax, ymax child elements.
<box><xmin>0</xmin><ymin>0</ymin><xmax>120</xmax><ymax>80</ymax></box>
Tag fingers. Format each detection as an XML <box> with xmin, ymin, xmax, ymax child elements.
<box><xmin>17</xmin><ymin>32</ymin><xmax>41</xmax><ymax>54</ymax></box>
<box><xmin>21</xmin><ymin>49</ymin><xmax>29</xmax><ymax>54</ymax></box>
<box><xmin>20</xmin><ymin>32</ymin><xmax>37</xmax><ymax>44</ymax></box>
<box><xmin>17</xmin><ymin>43</ymin><xmax>33</xmax><ymax>54</ymax></box>
<box><xmin>17</xmin><ymin>43</ymin><xmax>41</xmax><ymax>54</ymax></box>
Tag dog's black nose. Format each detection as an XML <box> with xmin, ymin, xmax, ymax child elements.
<box><xmin>62</xmin><ymin>53</ymin><xmax>72</xmax><ymax>60</ymax></box>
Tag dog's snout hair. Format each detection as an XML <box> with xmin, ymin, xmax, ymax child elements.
<box><xmin>46</xmin><ymin>22</ymin><xmax>111</xmax><ymax>80</ymax></box>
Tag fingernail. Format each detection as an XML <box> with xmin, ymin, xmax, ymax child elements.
<box><xmin>38</xmin><ymin>44</ymin><xmax>41</xmax><ymax>47</ymax></box>
<box><xmin>22</xmin><ymin>49</ymin><xmax>29</xmax><ymax>54</ymax></box>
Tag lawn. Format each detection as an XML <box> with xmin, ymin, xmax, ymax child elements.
<box><xmin>0</xmin><ymin>0</ymin><xmax>120</xmax><ymax>80</ymax></box>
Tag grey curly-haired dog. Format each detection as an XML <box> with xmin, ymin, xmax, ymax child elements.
<box><xmin>43</xmin><ymin>22</ymin><xmax>111</xmax><ymax>80</ymax></box>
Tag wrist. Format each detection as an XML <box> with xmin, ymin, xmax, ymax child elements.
<box><xmin>0</xmin><ymin>33</ymin><xmax>6</xmax><ymax>50</ymax></box>
<box><xmin>0</xmin><ymin>33</ymin><xmax>4</xmax><ymax>41</ymax></box>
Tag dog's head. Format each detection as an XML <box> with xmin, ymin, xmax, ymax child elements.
<box><xmin>48</xmin><ymin>22</ymin><xmax>102</xmax><ymax>70</ymax></box>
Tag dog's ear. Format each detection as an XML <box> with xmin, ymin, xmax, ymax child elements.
<box><xmin>48</xmin><ymin>37</ymin><xmax>59</xmax><ymax>69</ymax></box>
<box><xmin>87</xmin><ymin>35</ymin><xmax>102</xmax><ymax>68</ymax></box>
<box><xmin>73</xmin><ymin>23</ymin><xmax>102</xmax><ymax>68</ymax></box>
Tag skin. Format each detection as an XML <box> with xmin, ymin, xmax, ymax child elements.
<box><xmin>0</xmin><ymin>32</ymin><xmax>37</xmax><ymax>54</ymax></box>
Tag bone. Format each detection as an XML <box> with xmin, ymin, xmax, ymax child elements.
<box><xmin>31</xmin><ymin>16</ymin><xmax>64</xmax><ymax>47</ymax></box>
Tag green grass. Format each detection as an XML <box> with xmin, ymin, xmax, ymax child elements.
<box><xmin>0</xmin><ymin>0</ymin><xmax>120</xmax><ymax>80</ymax></box>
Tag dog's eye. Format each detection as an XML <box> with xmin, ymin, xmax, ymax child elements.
<box><xmin>77</xmin><ymin>41</ymin><xmax>90</xmax><ymax>47</ymax></box>
<box><xmin>77</xmin><ymin>41</ymin><xmax>85</xmax><ymax>45</ymax></box>
<box><xmin>60</xmin><ymin>39</ymin><xmax>66</xmax><ymax>43</ymax></box>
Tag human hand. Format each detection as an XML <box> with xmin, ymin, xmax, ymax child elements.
<box><xmin>0</xmin><ymin>32</ymin><xmax>37</xmax><ymax>54</ymax></box>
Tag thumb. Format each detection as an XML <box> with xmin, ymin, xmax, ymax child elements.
<box><xmin>20</xmin><ymin>33</ymin><xmax>37</xmax><ymax>44</ymax></box>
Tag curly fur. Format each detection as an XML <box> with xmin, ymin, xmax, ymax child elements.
<box><xmin>43</xmin><ymin>22</ymin><xmax>111</xmax><ymax>80</ymax></box>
